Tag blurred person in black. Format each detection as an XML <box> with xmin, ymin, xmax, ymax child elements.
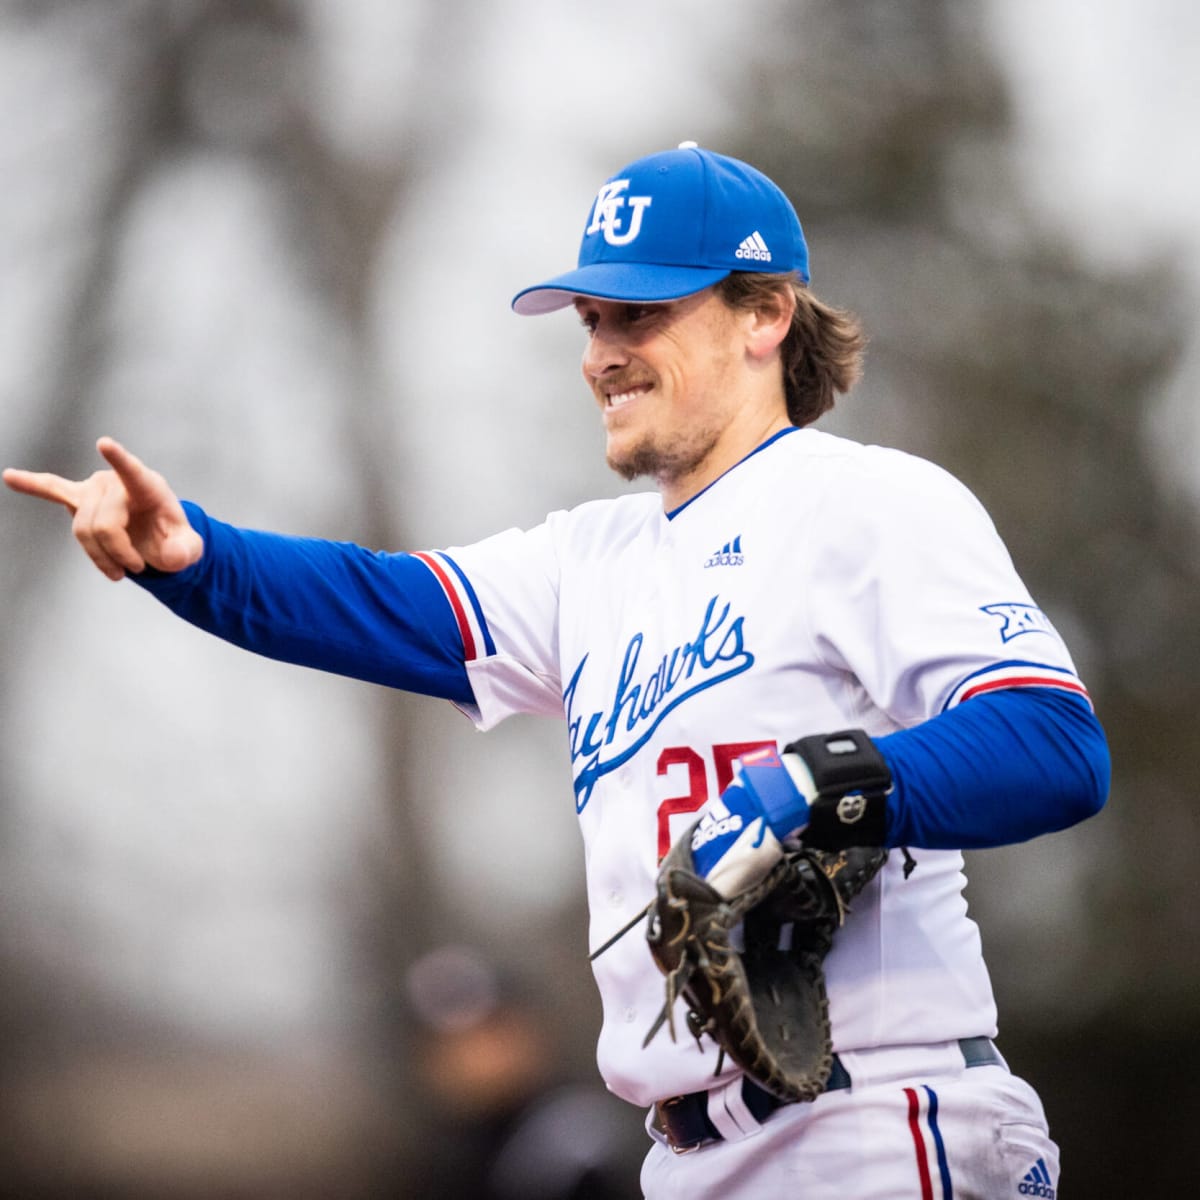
<box><xmin>401</xmin><ymin>945</ymin><xmax>638</xmax><ymax>1200</ymax></box>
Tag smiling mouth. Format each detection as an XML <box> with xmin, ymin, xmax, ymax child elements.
<box><xmin>603</xmin><ymin>382</ymin><xmax>653</xmax><ymax>410</ymax></box>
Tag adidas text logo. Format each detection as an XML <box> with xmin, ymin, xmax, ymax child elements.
<box><xmin>704</xmin><ymin>535</ymin><xmax>744</xmax><ymax>568</ymax></box>
<box><xmin>691</xmin><ymin>813</ymin><xmax>744</xmax><ymax>851</ymax></box>
<box><xmin>735</xmin><ymin>231</ymin><xmax>772</xmax><ymax>262</ymax></box>
<box><xmin>1017</xmin><ymin>1158</ymin><xmax>1055</xmax><ymax>1198</ymax></box>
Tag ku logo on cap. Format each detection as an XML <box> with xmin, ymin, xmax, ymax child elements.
<box><xmin>586</xmin><ymin>179</ymin><xmax>653</xmax><ymax>246</ymax></box>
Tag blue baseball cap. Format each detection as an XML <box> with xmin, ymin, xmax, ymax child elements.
<box><xmin>512</xmin><ymin>142</ymin><xmax>809</xmax><ymax>316</ymax></box>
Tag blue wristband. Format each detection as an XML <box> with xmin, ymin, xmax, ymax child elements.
<box><xmin>736</xmin><ymin>751</ymin><xmax>811</xmax><ymax>840</ymax></box>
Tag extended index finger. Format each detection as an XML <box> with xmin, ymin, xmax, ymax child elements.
<box><xmin>95</xmin><ymin>437</ymin><xmax>162</xmax><ymax>505</ymax></box>
<box><xmin>2</xmin><ymin>467</ymin><xmax>82</xmax><ymax>512</ymax></box>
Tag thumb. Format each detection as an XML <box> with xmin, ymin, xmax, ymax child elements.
<box><xmin>152</xmin><ymin>523</ymin><xmax>205</xmax><ymax>573</ymax></box>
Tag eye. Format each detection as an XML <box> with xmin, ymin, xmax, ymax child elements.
<box><xmin>577</xmin><ymin>310</ymin><xmax>599</xmax><ymax>334</ymax></box>
<box><xmin>623</xmin><ymin>304</ymin><xmax>656</xmax><ymax>324</ymax></box>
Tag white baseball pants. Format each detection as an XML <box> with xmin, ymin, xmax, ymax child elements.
<box><xmin>641</xmin><ymin>1048</ymin><xmax>1059</xmax><ymax>1199</ymax></box>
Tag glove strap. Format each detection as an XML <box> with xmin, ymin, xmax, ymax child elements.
<box><xmin>784</xmin><ymin>729</ymin><xmax>892</xmax><ymax>849</ymax></box>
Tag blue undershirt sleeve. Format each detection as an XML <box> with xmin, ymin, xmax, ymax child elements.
<box><xmin>875</xmin><ymin>687</ymin><xmax>1110</xmax><ymax>849</ymax></box>
<box><xmin>131</xmin><ymin>501</ymin><xmax>475</xmax><ymax>705</ymax></box>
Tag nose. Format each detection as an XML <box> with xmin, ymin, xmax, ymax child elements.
<box><xmin>581</xmin><ymin>319</ymin><xmax>631</xmax><ymax>381</ymax></box>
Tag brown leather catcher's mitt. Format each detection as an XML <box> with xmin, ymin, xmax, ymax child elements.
<box><xmin>644</xmin><ymin>829</ymin><xmax>887</xmax><ymax>1102</ymax></box>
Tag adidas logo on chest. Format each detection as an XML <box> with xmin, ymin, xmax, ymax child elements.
<box><xmin>703</xmin><ymin>535</ymin><xmax>744</xmax><ymax>568</ymax></box>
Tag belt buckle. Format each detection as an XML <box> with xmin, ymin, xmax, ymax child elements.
<box><xmin>656</xmin><ymin>1097</ymin><xmax>708</xmax><ymax>1155</ymax></box>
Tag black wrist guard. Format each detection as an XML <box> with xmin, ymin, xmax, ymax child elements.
<box><xmin>784</xmin><ymin>729</ymin><xmax>892</xmax><ymax>850</ymax></box>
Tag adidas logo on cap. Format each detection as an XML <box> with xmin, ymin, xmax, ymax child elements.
<box><xmin>735</xmin><ymin>230</ymin><xmax>772</xmax><ymax>262</ymax></box>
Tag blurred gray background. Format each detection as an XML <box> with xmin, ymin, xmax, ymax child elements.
<box><xmin>1</xmin><ymin>1</ymin><xmax>1197</xmax><ymax>1196</ymax></box>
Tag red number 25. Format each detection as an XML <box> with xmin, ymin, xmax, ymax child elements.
<box><xmin>655</xmin><ymin>740</ymin><xmax>776</xmax><ymax>861</ymax></box>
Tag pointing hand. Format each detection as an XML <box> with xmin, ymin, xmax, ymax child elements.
<box><xmin>3</xmin><ymin>437</ymin><xmax>204</xmax><ymax>580</ymax></box>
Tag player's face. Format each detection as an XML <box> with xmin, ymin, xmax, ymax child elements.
<box><xmin>576</xmin><ymin>289</ymin><xmax>778</xmax><ymax>505</ymax></box>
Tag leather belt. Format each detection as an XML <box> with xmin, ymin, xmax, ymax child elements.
<box><xmin>654</xmin><ymin>1037</ymin><xmax>1003</xmax><ymax>1154</ymax></box>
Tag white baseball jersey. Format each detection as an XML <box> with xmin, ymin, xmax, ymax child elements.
<box><xmin>416</xmin><ymin>427</ymin><xmax>1086</xmax><ymax>1107</ymax></box>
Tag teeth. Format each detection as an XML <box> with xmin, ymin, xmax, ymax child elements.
<box><xmin>607</xmin><ymin>389</ymin><xmax>642</xmax><ymax>409</ymax></box>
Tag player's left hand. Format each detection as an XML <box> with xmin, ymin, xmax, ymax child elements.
<box><xmin>686</xmin><ymin>747</ymin><xmax>817</xmax><ymax>897</ymax></box>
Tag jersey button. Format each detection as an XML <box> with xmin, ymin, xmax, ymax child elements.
<box><xmin>623</xmin><ymin>1006</ymin><xmax>637</xmax><ymax>1023</ymax></box>
<box><xmin>618</xmin><ymin>766</ymin><xmax>632</xmax><ymax>787</ymax></box>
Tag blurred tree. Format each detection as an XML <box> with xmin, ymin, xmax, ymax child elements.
<box><xmin>0</xmin><ymin>1</ymin><xmax>448</xmax><ymax>1193</ymax></box>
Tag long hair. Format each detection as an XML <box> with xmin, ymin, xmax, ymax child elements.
<box><xmin>715</xmin><ymin>272</ymin><xmax>866</xmax><ymax>427</ymax></box>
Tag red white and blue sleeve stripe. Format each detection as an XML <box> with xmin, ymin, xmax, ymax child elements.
<box><xmin>409</xmin><ymin>551</ymin><xmax>495</xmax><ymax>665</ymax></box>
<box><xmin>941</xmin><ymin>660</ymin><xmax>1093</xmax><ymax>712</ymax></box>
<box><xmin>875</xmin><ymin>667</ymin><xmax>1109</xmax><ymax>850</ymax></box>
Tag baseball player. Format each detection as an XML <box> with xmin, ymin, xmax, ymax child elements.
<box><xmin>4</xmin><ymin>143</ymin><xmax>1108</xmax><ymax>1198</ymax></box>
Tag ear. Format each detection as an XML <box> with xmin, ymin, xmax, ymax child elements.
<box><xmin>743</xmin><ymin>288</ymin><xmax>795</xmax><ymax>361</ymax></box>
